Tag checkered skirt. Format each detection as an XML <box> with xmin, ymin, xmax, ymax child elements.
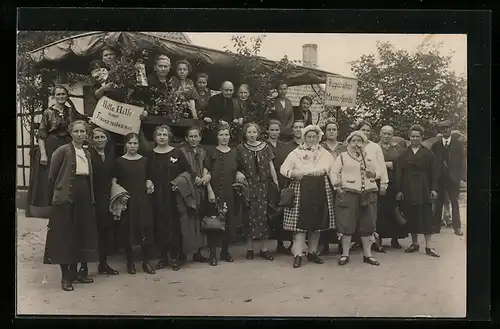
<box><xmin>283</xmin><ymin>175</ymin><xmax>336</xmax><ymax>232</ymax></box>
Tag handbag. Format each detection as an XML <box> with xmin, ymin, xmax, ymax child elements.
<box><xmin>278</xmin><ymin>182</ymin><xmax>295</xmax><ymax>208</ymax></box>
<box><xmin>201</xmin><ymin>199</ymin><xmax>226</xmax><ymax>232</ymax></box>
<box><xmin>201</xmin><ymin>215</ymin><xmax>226</xmax><ymax>231</ymax></box>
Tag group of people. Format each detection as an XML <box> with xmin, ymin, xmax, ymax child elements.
<box><xmin>27</xmin><ymin>47</ymin><xmax>466</xmax><ymax>292</ymax></box>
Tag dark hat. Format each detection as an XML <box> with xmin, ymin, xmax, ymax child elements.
<box><xmin>436</xmin><ymin>119</ymin><xmax>453</xmax><ymax>128</ymax></box>
<box><xmin>89</xmin><ymin>60</ymin><xmax>106</xmax><ymax>72</ymax></box>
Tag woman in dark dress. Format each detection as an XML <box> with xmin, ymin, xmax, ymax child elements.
<box><xmin>236</xmin><ymin>123</ymin><xmax>280</xmax><ymax>261</ymax></box>
<box><xmin>43</xmin><ymin>120</ymin><xmax>98</xmax><ymax>291</ymax></box>
<box><xmin>377</xmin><ymin>126</ymin><xmax>408</xmax><ymax>249</ymax></box>
<box><xmin>395</xmin><ymin>124</ymin><xmax>440</xmax><ymax>258</ymax></box>
<box><xmin>27</xmin><ymin>85</ymin><xmax>85</xmax><ymax>218</ymax></box>
<box><xmin>111</xmin><ymin>133</ymin><xmax>156</xmax><ymax>275</ymax></box>
<box><xmin>206</xmin><ymin>124</ymin><xmax>246</xmax><ymax>265</ymax></box>
<box><xmin>88</xmin><ymin>127</ymin><xmax>119</xmax><ymax>276</ymax></box>
<box><xmin>147</xmin><ymin>125</ymin><xmax>190</xmax><ymax>272</ymax></box>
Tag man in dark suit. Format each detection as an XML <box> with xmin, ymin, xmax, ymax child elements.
<box><xmin>431</xmin><ymin>120</ymin><xmax>466</xmax><ymax>236</ymax></box>
<box><xmin>270</xmin><ymin>81</ymin><xmax>295</xmax><ymax>141</ymax></box>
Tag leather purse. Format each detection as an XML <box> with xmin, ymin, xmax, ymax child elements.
<box><xmin>278</xmin><ymin>187</ymin><xmax>295</xmax><ymax>208</ymax></box>
<box><xmin>201</xmin><ymin>215</ymin><xmax>226</xmax><ymax>231</ymax></box>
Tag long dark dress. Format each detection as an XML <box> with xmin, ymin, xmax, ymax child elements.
<box><xmin>89</xmin><ymin>147</ymin><xmax>116</xmax><ymax>257</ymax></box>
<box><xmin>27</xmin><ymin>105</ymin><xmax>84</xmax><ymax>218</ymax></box>
<box><xmin>236</xmin><ymin>142</ymin><xmax>274</xmax><ymax>240</ymax></box>
<box><xmin>112</xmin><ymin>157</ymin><xmax>155</xmax><ymax>247</ymax></box>
<box><xmin>395</xmin><ymin>146</ymin><xmax>439</xmax><ymax>235</ymax></box>
<box><xmin>377</xmin><ymin>144</ymin><xmax>408</xmax><ymax>239</ymax></box>
<box><xmin>148</xmin><ymin>148</ymin><xmax>190</xmax><ymax>253</ymax></box>
<box><xmin>208</xmin><ymin>148</ymin><xmax>239</xmax><ymax>245</ymax></box>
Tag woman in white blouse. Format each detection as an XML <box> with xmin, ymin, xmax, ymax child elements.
<box><xmin>330</xmin><ymin>130</ymin><xmax>383</xmax><ymax>266</ymax></box>
<box><xmin>355</xmin><ymin>121</ymin><xmax>388</xmax><ymax>253</ymax></box>
<box><xmin>280</xmin><ymin>125</ymin><xmax>336</xmax><ymax>268</ymax></box>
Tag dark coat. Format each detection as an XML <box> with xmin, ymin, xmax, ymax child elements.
<box><xmin>274</xmin><ymin>139</ymin><xmax>301</xmax><ymax>189</ymax></box>
<box><xmin>293</xmin><ymin>107</ymin><xmax>313</xmax><ymax>126</ymax></box>
<box><xmin>207</xmin><ymin>93</ymin><xmax>236</xmax><ymax>122</ymax></box>
<box><xmin>269</xmin><ymin>98</ymin><xmax>294</xmax><ymax>136</ymax></box>
<box><xmin>395</xmin><ymin>146</ymin><xmax>439</xmax><ymax>206</ymax></box>
<box><xmin>49</xmin><ymin>144</ymin><xmax>95</xmax><ymax>205</ymax></box>
<box><xmin>431</xmin><ymin>137</ymin><xmax>466</xmax><ymax>185</ymax></box>
<box><xmin>89</xmin><ymin>147</ymin><xmax>114</xmax><ymax>226</ymax></box>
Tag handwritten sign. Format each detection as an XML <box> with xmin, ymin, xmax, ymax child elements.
<box><xmin>91</xmin><ymin>96</ymin><xmax>143</xmax><ymax>135</ymax></box>
<box><xmin>324</xmin><ymin>75</ymin><xmax>358</xmax><ymax>107</ymax></box>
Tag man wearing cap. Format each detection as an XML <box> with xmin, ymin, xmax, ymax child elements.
<box><xmin>431</xmin><ymin>119</ymin><xmax>465</xmax><ymax>236</ymax></box>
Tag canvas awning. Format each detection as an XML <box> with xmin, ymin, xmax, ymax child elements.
<box><xmin>29</xmin><ymin>31</ymin><xmax>341</xmax><ymax>90</ymax></box>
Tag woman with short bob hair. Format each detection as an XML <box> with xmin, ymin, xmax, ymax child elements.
<box><xmin>330</xmin><ymin>130</ymin><xmax>382</xmax><ymax>266</ymax></box>
<box><xmin>280</xmin><ymin>125</ymin><xmax>337</xmax><ymax>268</ymax></box>
<box><xmin>43</xmin><ymin>120</ymin><xmax>98</xmax><ymax>291</ymax></box>
<box><xmin>395</xmin><ymin>124</ymin><xmax>440</xmax><ymax>258</ymax></box>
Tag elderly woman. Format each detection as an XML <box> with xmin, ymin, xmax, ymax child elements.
<box><xmin>355</xmin><ymin>121</ymin><xmax>388</xmax><ymax>252</ymax></box>
<box><xmin>43</xmin><ymin>120</ymin><xmax>98</xmax><ymax>291</ymax></box>
<box><xmin>376</xmin><ymin>126</ymin><xmax>408</xmax><ymax>249</ymax></box>
<box><xmin>330</xmin><ymin>130</ymin><xmax>382</xmax><ymax>266</ymax></box>
<box><xmin>395</xmin><ymin>124</ymin><xmax>440</xmax><ymax>257</ymax></box>
<box><xmin>28</xmin><ymin>85</ymin><xmax>86</xmax><ymax>218</ymax></box>
<box><xmin>233</xmin><ymin>84</ymin><xmax>252</xmax><ymax>120</ymax></box>
<box><xmin>280</xmin><ymin>125</ymin><xmax>336</xmax><ymax>268</ymax></box>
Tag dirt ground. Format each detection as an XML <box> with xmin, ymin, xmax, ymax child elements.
<box><xmin>16</xmin><ymin>195</ymin><xmax>466</xmax><ymax>317</ymax></box>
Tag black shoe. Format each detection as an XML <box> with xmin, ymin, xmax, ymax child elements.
<box><xmin>293</xmin><ymin>256</ymin><xmax>302</xmax><ymax>268</ymax></box>
<box><xmin>193</xmin><ymin>252</ymin><xmax>209</xmax><ymax>263</ymax></box>
<box><xmin>425</xmin><ymin>248</ymin><xmax>440</xmax><ymax>258</ymax></box>
<box><xmin>391</xmin><ymin>239</ymin><xmax>402</xmax><ymax>249</ymax></box>
<box><xmin>142</xmin><ymin>262</ymin><xmax>156</xmax><ymax>274</ymax></box>
<box><xmin>307</xmin><ymin>253</ymin><xmax>324</xmax><ymax>264</ymax></box>
<box><xmin>61</xmin><ymin>279</ymin><xmax>74</xmax><ymax>291</ymax></box>
<box><xmin>259</xmin><ymin>250</ymin><xmax>274</xmax><ymax>261</ymax></box>
<box><xmin>372</xmin><ymin>242</ymin><xmax>386</xmax><ymax>253</ymax></box>
<box><xmin>209</xmin><ymin>256</ymin><xmax>218</xmax><ymax>266</ymax></box>
<box><xmin>155</xmin><ymin>259</ymin><xmax>169</xmax><ymax>270</ymax></box>
<box><xmin>338</xmin><ymin>255</ymin><xmax>349</xmax><ymax>265</ymax></box>
<box><xmin>246</xmin><ymin>250</ymin><xmax>254</xmax><ymax>260</ymax></box>
<box><xmin>220</xmin><ymin>251</ymin><xmax>234</xmax><ymax>262</ymax></box>
<box><xmin>405</xmin><ymin>244</ymin><xmax>420</xmax><ymax>253</ymax></box>
<box><xmin>171</xmin><ymin>260</ymin><xmax>180</xmax><ymax>271</ymax></box>
<box><xmin>98</xmin><ymin>264</ymin><xmax>119</xmax><ymax>275</ymax></box>
<box><xmin>276</xmin><ymin>244</ymin><xmax>288</xmax><ymax>254</ymax></box>
<box><xmin>74</xmin><ymin>269</ymin><xmax>94</xmax><ymax>283</ymax></box>
<box><xmin>363</xmin><ymin>256</ymin><xmax>380</xmax><ymax>266</ymax></box>
<box><xmin>127</xmin><ymin>262</ymin><xmax>136</xmax><ymax>275</ymax></box>
<box><xmin>454</xmin><ymin>228</ymin><xmax>464</xmax><ymax>236</ymax></box>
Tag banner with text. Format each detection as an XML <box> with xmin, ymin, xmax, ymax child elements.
<box><xmin>324</xmin><ymin>75</ymin><xmax>358</xmax><ymax>108</ymax></box>
<box><xmin>91</xmin><ymin>96</ymin><xmax>143</xmax><ymax>135</ymax></box>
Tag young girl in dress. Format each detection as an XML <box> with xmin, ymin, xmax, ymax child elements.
<box><xmin>169</xmin><ymin>59</ymin><xmax>199</xmax><ymax>119</ymax></box>
<box><xmin>111</xmin><ymin>133</ymin><xmax>156</xmax><ymax>275</ymax></box>
<box><xmin>236</xmin><ymin>123</ymin><xmax>280</xmax><ymax>261</ymax></box>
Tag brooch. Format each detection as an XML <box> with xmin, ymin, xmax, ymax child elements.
<box><xmin>303</xmin><ymin>154</ymin><xmax>310</xmax><ymax>160</ymax></box>
<box><xmin>170</xmin><ymin>157</ymin><xmax>178</xmax><ymax>163</ymax></box>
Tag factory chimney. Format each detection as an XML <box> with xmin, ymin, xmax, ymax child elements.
<box><xmin>302</xmin><ymin>43</ymin><xmax>318</xmax><ymax>68</ymax></box>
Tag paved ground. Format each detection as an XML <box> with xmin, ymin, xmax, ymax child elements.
<box><xmin>16</xmin><ymin>195</ymin><xmax>466</xmax><ymax>317</ymax></box>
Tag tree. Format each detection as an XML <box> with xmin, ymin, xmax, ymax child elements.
<box><xmin>348</xmin><ymin>41</ymin><xmax>467</xmax><ymax>139</ymax></box>
<box><xmin>223</xmin><ymin>35</ymin><xmax>299</xmax><ymax>129</ymax></box>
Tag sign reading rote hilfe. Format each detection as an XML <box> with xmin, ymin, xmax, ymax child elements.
<box><xmin>324</xmin><ymin>75</ymin><xmax>358</xmax><ymax>108</ymax></box>
<box><xmin>91</xmin><ymin>96</ymin><xmax>143</xmax><ymax>135</ymax></box>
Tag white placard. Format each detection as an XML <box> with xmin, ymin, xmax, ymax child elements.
<box><xmin>91</xmin><ymin>96</ymin><xmax>143</xmax><ymax>135</ymax></box>
<box><xmin>324</xmin><ymin>75</ymin><xmax>358</xmax><ymax>107</ymax></box>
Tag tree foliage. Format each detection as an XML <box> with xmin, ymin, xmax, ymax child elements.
<box><xmin>223</xmin><ymin>34</ymin><xmax>299</xmax><ymax>129</ymax></box>
<box><xmin>348</xmin><ymin>41</ymin><xmax>467</xmax><ymax>139</ymax></box>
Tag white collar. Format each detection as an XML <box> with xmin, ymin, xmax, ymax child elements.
<box><xmin>442</xmin><ymin>136</ymin><xmax>451</xmax><ymax>144</ymax></box>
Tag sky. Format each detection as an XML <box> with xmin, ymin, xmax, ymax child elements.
<box><xmin>186</xmin><ymin>33</ymin><xmax>467</xmax><ymax>78</ymax></box>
